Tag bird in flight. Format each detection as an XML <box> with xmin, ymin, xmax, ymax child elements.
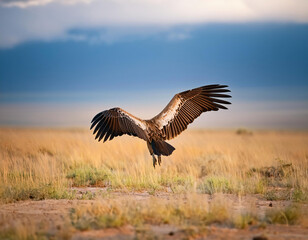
<box><xmin>91</xmin><ymin>84</ymin><xmax>231</xmax><ymax>168</ymax></box>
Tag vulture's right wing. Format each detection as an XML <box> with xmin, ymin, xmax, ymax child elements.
<box><xmin>151</xmin><ymin>84</ymin><xmax>231</xmax><ymax>140</ymax></box>
<box><xmin>90</xmin><ymin>108</ymin><xmax>148</xmax><ymax>142</ymax></box>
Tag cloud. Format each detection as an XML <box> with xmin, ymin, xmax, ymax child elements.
<box><xmin>0</xmin><ymin>0</ymin><xmax>308</xmax><ymax>47</ymax></box>
<box><xmin>0</xmin><ymin>0</ymin><xmax>92</xmax><ymax>8</ymax></box>
<box><xmin>65</xmin><ymin>27</ymin><xmax>187</xmax><ymax>44</ymax></box>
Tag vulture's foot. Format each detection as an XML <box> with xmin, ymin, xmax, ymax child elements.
<box><xmin>152</xmin><ymin>154</ymin><xmax>157</xmax><ymax>168</ymax></box>
<box><xmin>158</xmin><ymin>155</ymin><xmax>161</xmax><ymax>166</ymax></box>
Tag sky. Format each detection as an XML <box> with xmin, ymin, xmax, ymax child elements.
<box><xmin>0</xmin><ymin>0</ymin><xmax>308</xmax><ymax>129</ymax></box>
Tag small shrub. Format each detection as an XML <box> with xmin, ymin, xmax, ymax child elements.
<box><xmin>70</xmin><ymin>203</ymin><xmax>127</xmax><ymax>230</ymax></box>
<box><xmin>234</xmin><ymin>213</ymin><xmax>258</xmax><ymax>229</ymax></box>
<box><xmin>38</xmin><ymin>147</ymin><xmax>54</xmax><ymax>157</ymax></box>
<box><xmin>198</xmin><ymin>176</ymin><xmax>232</xmax><ymax>194</ymax></box>
<box><xmin>66</xmin><ymin>166</ymin><xmax>111</xmax><ymax>187</ymax></box>
<box><xmin>265</xmin><ymin>205</ymin><xmax>301</xmax><ymax>225</ymax></box>
<box><xmin>236</xmin><ymin>128</ymin><xmax>253</xmax><ymax>135</ymax></box>
<box><xmin>248</xmin><ymin>163</ymin><xmax>293</xmax><ymax>179</ymax></box>
<box><xmin>206</xmin><ymin>202</ymin><xmax>229</xmax><ymax>224</ymax></box>
<box><xmin>292</xmin><ymin>189</ymin><xmax>307</xmax><ymax>202</ymax></box>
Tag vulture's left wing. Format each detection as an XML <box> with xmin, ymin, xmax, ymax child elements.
<box><xmin>151</xmin><ymin>84</ymin><xmax>231</xmax><ymax>140</ymax></box>
<box><xmin>90</xmin><ymin>108</ymin><xmax>148</xmax><ymax>142</ymax></box>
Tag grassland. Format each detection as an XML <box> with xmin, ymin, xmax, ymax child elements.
<box><xmin>0</xmin><ymin>128</ymin><xmax>307</xmax><ymax>239</ymax></box>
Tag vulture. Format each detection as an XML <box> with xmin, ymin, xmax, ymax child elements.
<box><xmin>90</xmin><ymin>84</ymin><xmax>231</xmax><ymax>168</ymax></box>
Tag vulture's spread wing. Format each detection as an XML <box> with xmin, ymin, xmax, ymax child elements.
<box><xmin>151</xmin><ymin>84</ymin><xmax>231</xmax><ymax>140</ymax></box>
<box><xmin>90</xmin><ymin>108</ymin><xmax>148</xmax><ymax>142</ymax></box>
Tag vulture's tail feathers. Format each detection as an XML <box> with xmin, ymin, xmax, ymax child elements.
<box><xmin>151</xmin><ymin>140</ymin><xmax>175</xmax><ymax>156</ymax></box>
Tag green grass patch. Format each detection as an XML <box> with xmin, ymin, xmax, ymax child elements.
<box><xmin>292</xmin><ymin>189</ymin><xmax>308</xmax><ymax>202</ymax></box>
<box><xmin>0</xmin><ymin>183</ymin><xmax>74</xmax><ymax>203</ymax></box>
<box><xmin>198</xmin><ymin>176</ymin><xmax>232</xmax><ymax>194</ymax></box>
<box><xmin>66</xmin><ymin>166</ymin><xmax>112</xmax><ymax>187</ymax></box>
<box><xmin>159</xmin><ymin>175</ymin><xmax>194</xmax><ymax>193</ymax></box>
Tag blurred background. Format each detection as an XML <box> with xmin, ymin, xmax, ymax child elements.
<box><xmin>0</xmin><ymin>0</ymin><xmax>307</xmax><ymax>129</ymax></box>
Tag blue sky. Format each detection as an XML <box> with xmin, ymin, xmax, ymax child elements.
<box><xmin>0</xmin><ymin>0</ymin><xmax>308</xmax><ymax>128</ymax></box>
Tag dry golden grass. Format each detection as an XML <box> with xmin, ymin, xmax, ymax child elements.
<box><xmin>0</xmin><ymin>128</ymin><xmax>308</xmax><ymax>239</ymax></box>
<box><xmin>0</xmin><ymin>128</ymin><xmax>308</xmax><ymax>202</ymax></box>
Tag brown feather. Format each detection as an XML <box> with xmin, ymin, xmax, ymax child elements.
<box><xmin>150</xmin><ymin>84</ymin><xmax>231</xmax><ymax>140</ymax></box>
<box><xmin>91</xmin><ymin>108</ymin><xmax>148</xmax><ymax>142</ymax></box>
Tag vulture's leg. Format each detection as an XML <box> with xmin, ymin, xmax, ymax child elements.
<box><xmin>147</xmin><ymin>141</ymin><xmax>157</xmax><ymax>168</ymax></box>
<box><xmin>147</xmin><ymin>141</ymin><xmax>154</xmax><ymax>155</ymax></box>
<box><xmin>158</xmin><ymin>155</ymin><xmax>161</xmax><ymax>166</ymax></box>
<box><xmin>152</xmin><ymin>154</ymin><xmax>157</xmax><ymax>168</ymax></box>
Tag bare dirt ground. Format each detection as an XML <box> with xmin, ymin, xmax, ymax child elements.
<box><xmin>1</xmin><ymin>189</ymin><xmax>308</xmax><ymax>240</ymax></box>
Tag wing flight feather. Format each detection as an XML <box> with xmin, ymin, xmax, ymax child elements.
<box><xmin>151</xmin><ymin>84</ymin><xmax>231</xmax><ymax>140</ymax></box>
<box><xmin>91</xmin><ymin>108</ymin><xmax>148</xmax><ymax>142</ymax></box>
